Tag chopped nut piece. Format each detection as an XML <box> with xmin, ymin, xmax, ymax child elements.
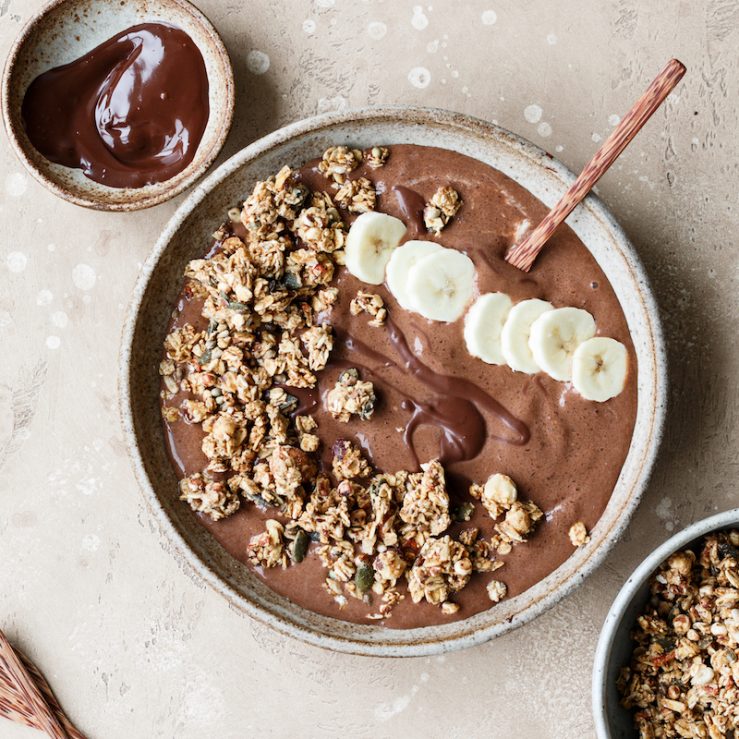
<box><xmin>458</xmin><ymin>528</ymin><xmax>479</xmax><ymax>547</ymax></box>
<box><xmin>568</xmin><ymin>521</ymin><xmax>590</xmax><ymax>547</ymax></box>
<box><xmin>495</xmin><ymin>500</ymin><xmax>543</xmax><ymax>543</ymax></box>
<box><xmin>441</xmin><ymin>602</ymin><xmax>460</xmax><ymax>615</ymax></box>
<box><xmin>317</xmin><ymin>145</ymin><xmax>363</xmax><ymax>183</ymax></box>
<box><xmin>349</xmin><ymin>291</ymin><xmax>387</xmax><ymax>327</ymax></box>
<box><xmin>486</xmin><ymin>580</ymin><xmax>507</xmax><ymax>603</ymax></box>
<box><xmin>423</xmin><ymin>186</ymin><xmax>462</xmax><ymax>234</ymax></box>
<box><xmin>326</xmin><ymin>368</ymin><xmax>376</xmax><ymax>422</ymax></box>
<box><xmin>365</xmin><ymin>146</ymin><xmax>390</xmax><ymax>169</ymax></box>
<box><xmin>480</xmin><ymin>473</ymin><xmax>518</xmax><ymax>519</ymax></box>
<box><xmin>334</xmin><ymin>177</ymin><xmax>376</xmax><ymax>213</ymax></box>
<box><xmin>161</xmin><ymin>406</ymin><xmax>180</xmax><ymax>423</ymax></box>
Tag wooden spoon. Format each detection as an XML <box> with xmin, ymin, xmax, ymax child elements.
<box><xmin>505</xmin><ymin>58</ymin><xmax>686</xmax><ymax>272</ymax></box>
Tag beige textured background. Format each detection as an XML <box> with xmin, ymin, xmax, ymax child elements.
<box><xmin>1</xmin><ymin>1</ymin><xmax>737</xmax><ymax>737</ymax></box>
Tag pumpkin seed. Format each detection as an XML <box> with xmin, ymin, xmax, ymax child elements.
<box><xmin>291</xmin><ymin>530</ymin><xmax>309</xmax><ymax>563</ymax></box>
<box><xmin>283</xmin><ymin>272</ymin><xmax>302</xmax><ymax>290</ymax></box>
<box><xmin>279</xmin><ymin>393</ymin><xmax>298</xmax><ymax>412</ymax></box>
<box><xmin>452</xmin><ymin>502</ymin><xmax>475</xmax><ymax>522</ymax></box>
<box><xmin>358</xmin><ymin>395</ymin><xmax>375</xmax><ymax>420</ymax></box>
<box><xmin>227</xmin><ymin>301</ymin><xmax>250</xmax><ymax>312</ymax></box>
<box><xmin>355</xmin><ymin>563</ymin><xmax>374</xmax><ymax>593</ymax></box>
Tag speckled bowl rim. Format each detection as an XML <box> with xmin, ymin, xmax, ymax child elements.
<box><xmin>119</xmin><ymin>106</ymin><xmax>668</xmax><ymax>656</ymax></box>
<box><xmin>592</xmin><ymin>508</ymin><xmax>739</xmax><ymax>738</ymax></box>
<box><xmin>1</xmin><ymin>0</ymin><xmax>234</xmax><ymax>212</ymax></box>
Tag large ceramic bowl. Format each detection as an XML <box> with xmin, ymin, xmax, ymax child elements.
<box><xmin>1</xmin><ymin>0</ymin><xmax>234</xmax><ymax>211</ymax></box>
<box><xmin>592</xmin><ymin>508</ymin><xmax>739</xmax><ymax>738</ymax></box>
<box><xmin>119</xmin><ymin>107</ymin><xmax>667</xmax><ymax>656</ymax></box>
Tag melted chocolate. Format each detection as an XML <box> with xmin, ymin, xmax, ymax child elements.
<box><xmin>22</xmin><ymin>23</ymin><xmax>209</xmax><ymax>188</ymax></box>
<box><xmin>392</xmin><ymin>185</ymin><xmax>427</xmax><ymax>236</ymax></box>
<box><xmin>402</xmin><ymin>397</ymin><xmax>486</xmax><ymax>466</ymax></box>
<box><xmin>385</xmin><ymin>317</ymin><xmax>530</xmax><ymax>446</ymax></box>
<box><xmin>333</xmin><ymin>318</ymin><xmax>528</xmax><ymax>462</ymax></box>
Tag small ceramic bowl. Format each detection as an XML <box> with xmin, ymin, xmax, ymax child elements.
<box><xmin>1</xmin><ymin>0</ymin><xmax>234</xmax><ymax>211</ymax></box>
<box><xmin>592</xmin><ymin>508</ymin><xmax>739</xmax><ymax>738</ymax></box>
<box><xmin>119</xmin><ymin>106</ymin><xmax>667</xmax><ymax>656</ymax></box>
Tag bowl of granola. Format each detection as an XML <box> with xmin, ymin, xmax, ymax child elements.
<box><xmin>593</xmin><ymin>508</ymin><xmax>739</xmax><ymax>737</ymax></box>
<box><xmin>120</xmin><ymin>106</ymin><xmax>666</xmax><ymax>655</ymax></box>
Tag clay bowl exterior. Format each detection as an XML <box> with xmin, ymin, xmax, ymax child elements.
<box><xmin>592</xmin><ymin>508</ymin><xmax>739</xmax><ymax>738</ymax></box>
<box><xmin>1</xmin><ymin>0</ymin><xmax>234</xmax><ymax>211</ymax></box>
<box><xmin>120</xmin><ymin>107</ymin><xmax>667</xmax><ymax>656</ymax></box>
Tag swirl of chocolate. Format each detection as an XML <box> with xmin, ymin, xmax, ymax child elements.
<box><xmin>21</xmin><ymin>23</ymin><xmax>209</xmax><ymax>188</ymax></box>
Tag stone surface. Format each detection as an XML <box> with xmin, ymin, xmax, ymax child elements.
<box><xmin>0</xmin><ymin>1</ymin><xmax>737</xmax><ymax>737</ymax></box>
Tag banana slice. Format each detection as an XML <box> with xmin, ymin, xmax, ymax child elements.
<box><xmin>572</xmin><ymin>337</ymin><xmax>628</xmax><ymax>402</ymax></box>
<box><xmin>528</xmin><ymin>307</ymin><xmax>596</xmax><ymax>381</ymax></box>
<box><xmin>406</xmin><ymin>249</ymin><xmax>476</xmax><ymax>322</ymax></box>
<box><xmin>501</xmin><ymin>298</ymin><xmax>554</xmax><ymax>373</ymax></box>
<box><xmin>463</xmin><ymin>292</ymin><xmax>513</xmax><ymax>364</ymax></box>
<box><xmin>386</xmin><ymin>240</ymin><xmax>443</xmax><ymax>309</ymax></box>
<box><xmin>345</xmin><ymin>211</ymin><xmax>407</xmax><ymax>284</ymax></box>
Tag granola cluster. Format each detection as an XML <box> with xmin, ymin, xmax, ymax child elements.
<box><xmin>326</xmin><ymin>368</ymin><xmax>376</xmax><ymax>423</ymax></box>
<box><xmin>424</xmin><ymin>185</ymin><xmax>462</xmax><ymax>234</ymax></box>
<box><xmin>317</xmin><ymin>145</ymin><xmax>364</xmax><ymax>184</ymax></box>
<box><xmin>160</xmin><ymin>149</ymin><xmax>542</xmax><ymax>618</ymax></box>
<box><xmin>618</xmin><ymin>531</ymin><xmax>739</xmax><ymax>737</ymax></box>
<box><xmin>334</xmin><ymin>177</ymin><xmax>376</xmax><ymax>213</ymax></box>
<box><xmin>470</xmin><ymin>474</ymin><xmax>543</xmax><ymax>547</ymax></box>
<box><xmin>350</xmin><ymin>291</ymin><xmax>387</xmax><ymax>327</ymax></box>
<box><xmin>316</xmin><ymin>145</ymin><xmax>388</xmax><ymax>216</ymax></box>
<box><xmin>568</xmin><ymin>520</ymin><xmax>590</xmax><ymax>547</ymax></box>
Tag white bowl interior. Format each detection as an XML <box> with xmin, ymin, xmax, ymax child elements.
<box><xmin>121</xmin><ymin>108</ymin><xmax>666</xmax><ymax>656</ymax></box>
<box><xmin>3</xmin><ymin>0</ymin><xmax>232</xmax><ymax>209</ymax></box>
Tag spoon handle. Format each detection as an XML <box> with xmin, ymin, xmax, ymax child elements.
<box><xmin>505</xmin><ymin>58</ymin><xmax>686</xmax><ymax>272</ymax></box>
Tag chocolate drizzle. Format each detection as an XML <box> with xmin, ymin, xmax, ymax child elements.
<box><xmin>384</xmin><ymin>317</ymin><xmax>530</xmax><ymax>446</ymax></box>
<box><xmin>392</xmin><ymin>185</ymin><xmax>426</xmax><ymax>235</ymax></box>
<box><xmin>22</xmin><ymin>23</ymin><xmax>209</xmax><ymax>188</ymax></box>
<box><xmin>401</xmin><ymin>397</ymin><xmax>486</xmax><ymax>466</ymax></box>
<box><xmin>330</xmin><ymin>317</ymin><xmax>529</xmax><ymax>466</ymax></box>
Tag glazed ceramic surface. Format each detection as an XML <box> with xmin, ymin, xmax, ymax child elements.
<box><xmin>592</xmin><ymin>508</ymin><xmax>739</xmax><ymax>738</ymax></box>
<box><xmin>119</xmin><ymin>107</ymin><xmax>667</xmax><ymax>656</ymax></box>
<box><xmin>1</xmin><ymin>0</ymin><xmax>234</xmax><ymax>211</ymax></box>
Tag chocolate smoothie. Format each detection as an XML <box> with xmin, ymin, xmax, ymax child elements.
<box><xmin>22</xmin><ymin>23</ymin><xmax>209</xmax><ymax>188</ymax></box>
<box><xmin>160</xmin><ymin>145</ymin><xmax>637</xmax><ymax>628</ymax></box>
